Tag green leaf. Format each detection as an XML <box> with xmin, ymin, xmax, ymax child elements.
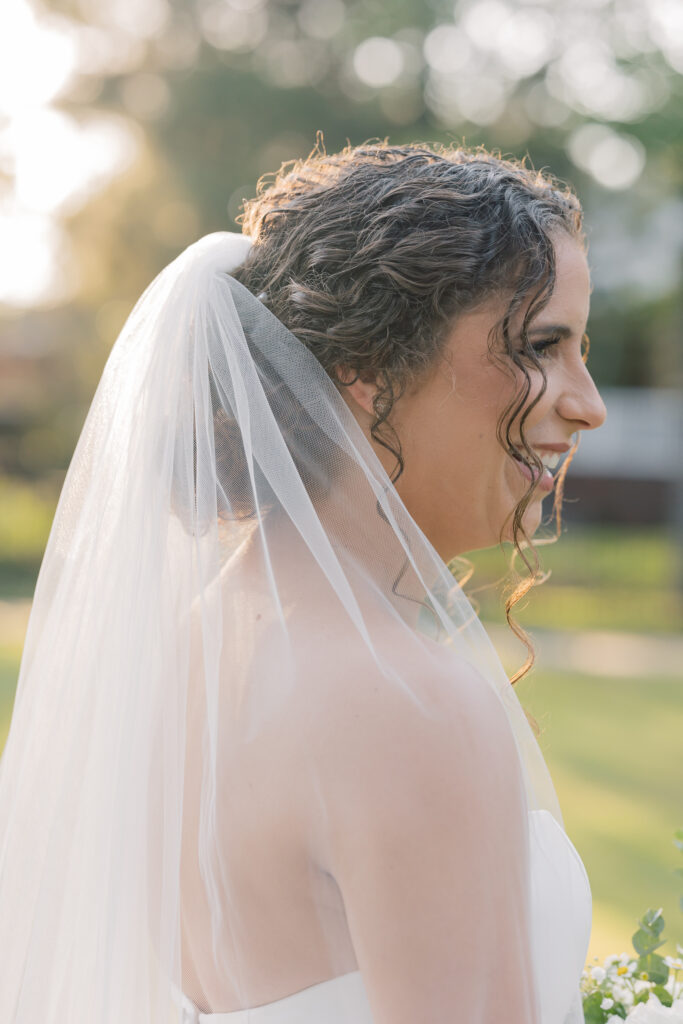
<box><xmin>632</xmin><ymin>908</ymin><xmax>667</xmax><ymax>956</ymax></box>
<box><xmin>652</xmin><ymin>985</ymin><xmax>673</xmax><ymax>1007</ymax></box>
<box><xmin>634</xmin><ymin>990</ymin><xmax>651</xmax><ymax>1005</ymax></box>
<box><xmin>632</xmin><ymin>929</ymin><xmax>666</xmax><ymax>956</ymax></box>
<box><xmin>582</xmin><ymin>990</ymin><xmax>608</xmax><ymax>1024</ymax></box>
<box><xmin>642</xmin><ymin>908</ymin><xmax>666</xmax><ymax>934</ymax></box>
<box><xmin>636</xmin><ymin>953</ymin><xmax>669</xmax><ymax>985</ymax></box>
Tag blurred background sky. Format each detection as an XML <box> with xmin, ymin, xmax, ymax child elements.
<box><xmin>0</xmin><ymin>0</ymin><xmax>681</xmax><ymax>968</ymax></box>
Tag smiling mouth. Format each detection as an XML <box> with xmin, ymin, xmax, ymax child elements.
<box><xmin>511</xmin><ymin>453</ymin><xmax>556</xmax><ymax>492</ymax></box>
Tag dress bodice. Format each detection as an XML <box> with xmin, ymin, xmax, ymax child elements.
<box><xmin>176</xmin><ymin>971</ymin><xmax>370</xmax><ymax>1024</ymax></box>
<box><xmin>177</xmin><ymin>809</ymin><xmax>592</xmax><ymax>1024</ymax></box>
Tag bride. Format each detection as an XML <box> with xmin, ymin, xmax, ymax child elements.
<box><xmin>0</xmin><ymin>140</ymin><xmax>606</xmax><ymax>1023</ymax></box>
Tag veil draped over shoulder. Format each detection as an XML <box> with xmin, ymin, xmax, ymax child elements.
<box><xmin>0</xmin><ymin>232</ymin><xmax>585</xmax><ymax>1022</ymax></box>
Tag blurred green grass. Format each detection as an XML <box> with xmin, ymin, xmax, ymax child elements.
<box><xmin>0</xmin><ymin>475</ymin><xmax>60</xmax><ymax>600</ymax></box>
<box><xmin>0</xmin><ymin>644</ymin><xmax>21</xmax><ymax>753</ymax></box>
<box><xmin>461</xmin><ymin>524</ymin><xmax>683</xmax><ymax>634</ymax></box>
<box><xmin>1</xmin><ymin>475</ymin><xmax>682</xmax><ymax>963</ymax></box>
<box><xmin>516</xmin><ymin>668</ymin><xmax>683</xmax><ymax>964</ymax></box>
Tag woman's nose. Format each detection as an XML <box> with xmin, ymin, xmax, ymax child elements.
<box><xmin>557</xmin><ymin>364</ymin><xmax>607</xmax><ymax>431</ymax></box>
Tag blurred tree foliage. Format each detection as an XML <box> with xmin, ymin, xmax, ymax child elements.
<box><xmin>1</xmin><ymin>0</ymin><xmax>682</xmax><ymax>489</ymax></box>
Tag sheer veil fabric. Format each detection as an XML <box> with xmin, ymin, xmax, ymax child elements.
<box><xmin>0</xmin><ymin>231</ymin><xmax>584</xmax><ymax>1022</ymax></box>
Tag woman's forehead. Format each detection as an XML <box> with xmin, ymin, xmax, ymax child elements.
<box><xmin>490</xmin><ymin>233</ymin><xmax>591</xmax><ymax>339</ymax></box>
<box><xmin>534</xmin><ymin>233</ymin><xmax>591</xmax><ymax>331</ymax></box>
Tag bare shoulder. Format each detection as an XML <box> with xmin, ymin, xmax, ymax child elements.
<box><xmin>293</xmin><ymin>630</ymin><xmax>537</xmax><ymax>1023</ymax></box>
<box><xmin>297</xmin><ymin>624</ymin><xmax>526</xmax><ymax>869</ymax></box>
<box><xmin>306</xmin><ymin>615</ymin><xmax>518</xmax><ymax>753</ymax></box>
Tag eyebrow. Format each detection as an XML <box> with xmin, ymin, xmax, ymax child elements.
<box><xmin>525</xmin><ymin>324</ymin><xmax>574</xmax><ymax>337</ymax></box>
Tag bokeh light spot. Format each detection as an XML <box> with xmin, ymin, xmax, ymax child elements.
<box><xmin>423</xmin><ymin>25</ymin><xmax>472</xmax><ymax>74</ymax></box>
<box><xmin>297</xmin><ymin>0</ymin><xmax>345</xmax><ymax>40</ymax></box>
<box><xmin>568</xmin><ymin>123</ymin><xmax>646</xmax><ymax>190</ymax></box>
<box><xmin>352</xmin><ymin>37</ymin><xmax>404</xmax><ymax>88</ymax></box>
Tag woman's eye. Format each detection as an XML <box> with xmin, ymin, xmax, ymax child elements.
<box><xmin>526</xmin><ymin>334</ymin><xmax>562</xmax><ymax>359</ymax></box>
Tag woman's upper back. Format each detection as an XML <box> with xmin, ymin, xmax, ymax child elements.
<box><xmin>179</xmin><ymin>528</ymin><xmax>542</xmax><ymax>1020</ymax></box>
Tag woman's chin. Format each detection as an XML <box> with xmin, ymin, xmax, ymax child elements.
<box><xmin>449</xmin><ymin>491</ymin><xmax>547</xmax><ymax>557</ymax></box>
<box><xmin>523</xmin><ymin>505</ymin><xmax>545</xmax><ymax>539</ymax></box>
<box><xmin>498</xmin><ymin>502</ymin><xmax>544</xmax><ymax>546</ymax></box>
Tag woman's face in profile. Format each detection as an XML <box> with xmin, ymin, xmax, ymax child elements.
<box><xmin>342</xmin><ymin>230</ymin><xmax>607</xmax><ymax>562</ymax></box>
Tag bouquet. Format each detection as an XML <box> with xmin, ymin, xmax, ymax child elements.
<box><xmin>581</xmin><ymin>830</ymin><xmax>683</xmax><ymax>1023</ymax></box>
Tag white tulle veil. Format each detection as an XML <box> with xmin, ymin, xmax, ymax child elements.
<box><xmin>0</xmin><ymin>231</ymin><xmax>581</xmax><ymax>1022</ymax></box>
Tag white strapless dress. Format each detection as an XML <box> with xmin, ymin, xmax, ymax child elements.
<box><xmin>176</xmin><ymin>809</ymin><xmax>592</xmax><ymax>1024</ymax></box>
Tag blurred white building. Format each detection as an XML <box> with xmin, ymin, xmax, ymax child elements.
<box><xmin>564</xmin><ymin>387</ymin><xmax>683</xmax><ymax>527</ymax></box>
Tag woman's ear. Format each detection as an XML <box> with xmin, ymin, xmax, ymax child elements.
<box><xmin>335</xmin><ymin>365</ymin><xmax>379</xmax><ymax>419</ymax></box>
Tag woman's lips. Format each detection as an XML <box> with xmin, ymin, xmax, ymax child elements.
<box><xmin>512</xmin><ymin>455</ymin><xmax>555</xmax><ymax>493</ymax></box>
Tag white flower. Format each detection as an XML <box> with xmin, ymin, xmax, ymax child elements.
<box><xmin>602</xmin><ymin>997</ymin><xmax>615</xmax><ymax>1009</ymax></box>
<box><xmin>613</xmin><ymin>983</ymin><xmax>635</xmax><ymax>1007</ymax></box>
<box><xmin>665</xmin><ymin>957</ymin><xmax>683</xmax><ymax>971</ymax></box>
<box><xmin>608</xmin><ymin>1017</ymin><xmax>625</xmax><ymax>1024</ymax></box>
<box><xmin>606</xmin><ymin>953</ymin><xmax>637</xmax><ymax>979</ymax></box>
<box><xmin>625</xmin><ymin>992</ymin><xmax>683</xmax><ymax>1022</ymax></box>
<box><xmin>592</xmin><ymin>966</ymin><xmax>607</xmax><ymax>983</ymax></box>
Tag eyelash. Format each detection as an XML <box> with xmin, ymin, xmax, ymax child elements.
<box><xmin>524</xmin><ymin>333</ymin><xmax>562</xmax><ymax>360</ymax></box>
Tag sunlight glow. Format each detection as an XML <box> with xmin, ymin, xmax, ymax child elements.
<box><xmin>0</xmin><ymin>0</ymin><xmax>76</xmax><ymax>116</ymax></box>
<box><xmin>10</xmin><ymin>109</ymin><xmax>139</xmax><ymax>214</ymax></box>
<box><xmin>0</xmin><ymin>0</ymin><xmax>144</xmax><ymax>308</ymax></box>
<box><xmin>0</xmin><ymin>208</ymin><xmax>76</xmax><ymax>308</ymax></box>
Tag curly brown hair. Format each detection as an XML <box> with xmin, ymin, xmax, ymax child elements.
<box><xmin>230</xmin><ymin>134</ymin><xmax>588</xmax><ymax>701</ymax></box>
